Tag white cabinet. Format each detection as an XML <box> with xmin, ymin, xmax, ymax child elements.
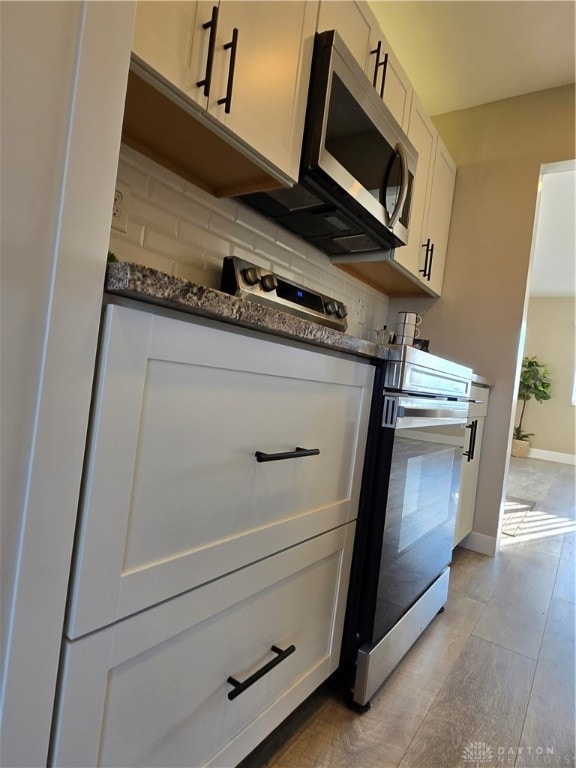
<box><xmin>132</xmin><ymin>1</ymin><xmax>200</xmax><ymax>96</ymax></box>
<box><xmin>52</xmin><ymin>524</ymin><xmax>355</xmax><ymax>768</ymax></box>
<box><xmin>400</xmin><ymin>93</ymin><xmax>457</xmax><ymax>296</ymax></box>
<box><xmin>56</xmin><ymin>303</ymin><xmax>373</xmax><ymax>766</ymax></box>
<box><xmin>317</xmin><ymin>1</ymin><xmax>412</xmax><ymax>129</ymax></box>
<box><xmin>395</xmin><ymin>94</ymin><xmax>436</xmax><ymax>281</ymax></box>
<box><xmin>317</xmin><ymin>1</ymin><xmax>372</xmax><ymax>71</ymax></box>
<box><xmin>366</xmin><ymin>24</ymin><xmax>412</xmax><ymax>129</ymax></box>
<box><xmin>67</xmin><ymin>304</ymin><xmax>372</xmax><ymax>638</ymax></box>
<box><xmin>423</xmin><ymin>137</ymin><xmax>457</xmax><ymax>296</ymax></box>
<box><xmin>454</xmin><ymin>385</ymin><xmax>490</xmax><ymax>546</ymax></box>
<box><xmin>131</xmin><ymin>1</ymin><xmax>317</xmax><ymax>184</ymax></box>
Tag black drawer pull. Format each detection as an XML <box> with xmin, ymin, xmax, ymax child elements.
<box><xmin>196</xmin><ymin>5</ymin><xmax>219</xmax><ymax>97</ymax></box>
<box><xmin>227</xmin><ymin>644</ymin><xmax>296</xmax><ymax>700</ymax></box>
<box><xmin>255</xmin><ymin>447</ymin><xmax>320</xmax><ymax>463</ymax></box>
<box><xmin>217</xmin><ymin>27</ymin><xmax>238</xmax><ymax>114</ymax></box>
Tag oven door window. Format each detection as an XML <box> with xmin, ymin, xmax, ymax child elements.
<box><xmin>372</xmin><ymin>425</ymin><xmax>464</xmax><ymax>642</ymax></box>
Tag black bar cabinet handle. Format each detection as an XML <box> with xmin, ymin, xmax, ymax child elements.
<box><xmin>378</xmin><ymin>52</ymin><xmax>389</xmax><ymax>98</ymax></box>
<box><xmin>427</xmin><ymin>242</ymin><xmax>435</xmax><ymax>280</ymax></box>
<box><xmin>227</xmin><ymin>644</ymin><xmax>296</xmax><ymax>700</ymax></box>
<box><xmin>370</xmin><ymin>40</ymin><xmax>382</xmax><ymax>88</ymax></box>
<box><xmin>420</xmin><ymin>239</ymin><xmax>431</xmax><ymax>277</ymax></box>
<box><xmin>464</xmin><ymin>419</ymin><xmax>478</xmax><ymax>461</ymax></box>
<box><xmin>419</xmin><ymin>240</ymin><xmax>434</xmax><ymax>280</ymax></box>
<box><xmin>370</xmin><ymin>41</ymin><xmax>388</xmax><ymax>97</ymax></box>
<box><xmin>217</xmin><ymin>28</ymin><xmax>238</xmax><ymax>113</ymax></box>
<box><xmin>255</xmin><ymin>446</ymin><xmax>320</xmax><ymax>463</ymax></box>
<box><xmin>196</xmin><ymin>5</ymin><xmax>219</xmax><ymax>96</ymax></box>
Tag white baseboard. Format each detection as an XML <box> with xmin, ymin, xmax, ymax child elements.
<box><xmin>527</xmin><ymin>448</ymin><xmax>576</xmax><ymax>465</ymax></box>
<box><xmin>458</xmin><ymin>531</ymin><xmax>498</xmax><ymax>557</ymax></box>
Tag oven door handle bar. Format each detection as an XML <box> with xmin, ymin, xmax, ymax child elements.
<box><xmin>396</xmin><ymin>406</ymin><xmax>468</xmax><ymax>420</ymax></box>
<box><xmin>255</xmin><ymin>447</ymin><xmax>320</xmax><ymax>463</ymax></box>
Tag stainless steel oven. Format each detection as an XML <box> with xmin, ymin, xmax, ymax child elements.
<box><xmin>340</xmin><ymin>346</ymin><xmax>473</xmax><ymax>709</ymax></box>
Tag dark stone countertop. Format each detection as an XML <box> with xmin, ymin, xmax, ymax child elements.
<box><xmin>104</xmin><ymin>261</ymin><xmax>386</xmax><ymax>361</ymax></box>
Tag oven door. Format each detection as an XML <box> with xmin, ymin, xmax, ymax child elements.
<box><xmin>362</xmin><ymin>396</ymin><xmax>469</xmax><ymax>645</ymax></box>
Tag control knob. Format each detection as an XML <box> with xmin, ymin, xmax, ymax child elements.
<box><xmin>336</xmin><ymin>303</ymin><xmax>348</xmax><ymax>319</ymax></box>
<box><xmin>325</xmin><ymin>300</ymin><xmax>338</xmax><ymax>315</ymax></box>
<box><xmin>260</xmin><ymin>273</ymin><xmax>278</xmax><ymax>292</ymax></box>
<box><xmin>242</xmin><ymin>267</ymin><xmax>260</xmax><ymax>286</ymax></box>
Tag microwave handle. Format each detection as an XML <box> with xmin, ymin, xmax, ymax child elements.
<box><xmin>388</xmin><ymin>143</ymin><xmax>409</xmax><ymax>228</ymax></box>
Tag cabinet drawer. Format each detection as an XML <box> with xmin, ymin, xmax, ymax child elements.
<box><xmin>469</xmin><ymin>385</ymin><xmax>489</xmax><ymax>418</ymax></box>
<box><xmin>53</xmin><ymin>523</ymin><xmax>355</xmax><ymax>768</ymax></box>
<box><xmin>67</xmin><ymin>305</ymin><xmax>372</xmax><ymax>637</ymax></box>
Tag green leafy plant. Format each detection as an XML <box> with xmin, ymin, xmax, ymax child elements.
<box><xmin>513</xmin><ymin>356</ymin><xmax>552</xmax><ymax>441</ymax></box>
<box><xmin>107</xmin><ymin>250</ymin><xmax>118</xmax><ymax>262</ymax></box>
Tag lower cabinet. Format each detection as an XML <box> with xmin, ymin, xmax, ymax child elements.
<box><xmin>66</xmin><ymin>304</ymin><xmax>372</xmax><ymax>638</ymax></box>
<box><xmin>454</xmin><ymin>385</ymin><xmax>490</xmax><ymax>546</ymax></box>
<box><xmin>53</xmin><ymin>302</ymin><xmax>373</xmax><ymax>766</ymax></box>
<box><xmin>51</xmin><ymin>523</ymin><xmax>355</xmax><ymax>768</ymax></box>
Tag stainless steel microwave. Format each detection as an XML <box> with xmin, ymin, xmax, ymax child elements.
<box><xmin>240</xmin><ymin>30</ymin><xmax>418</xmax><ymax>257</ymax></box>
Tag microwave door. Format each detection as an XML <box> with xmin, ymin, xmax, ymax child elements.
<box><xmin>316</xmin><ymin>48</ymin><xmax>414</xmax><ymax>242</ymax></box>
<box><xmin>383</xmin><ymin>143</ymin><xmax>408</xmax><ymax>228</ymax></box>
<box><xmin>319</xmin><ymin>76</ymin><xmax>400</xmax><ymax>231</ymax></box>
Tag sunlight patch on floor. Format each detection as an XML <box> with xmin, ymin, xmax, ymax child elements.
<box><xmin>500</xmin><ymin>499</ymin><xmax>576</xmax><ymax>545</ymax></box>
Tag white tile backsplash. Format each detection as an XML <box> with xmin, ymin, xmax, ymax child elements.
<box><xmin>110</xmin><ymin>145</ymin><xmax>390</xmax><ymax>341</ymax></box>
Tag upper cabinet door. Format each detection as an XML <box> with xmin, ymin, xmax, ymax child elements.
<box><xmin>423</xmin><ymin>138</ymin><xmax>457</xmax><ymax>296</ymax></box>
<box><xmin>398</xmin><ymin>93</ymin><xmax>436</xmax><ymax>280</ymax></box>
<box><xmin>131</xmin><ymin>1</ymin><xmax>317</xmax><ymax>185</ymax></box>
<box><xmin>317</xmin><ymin>0</ymin><xmax>372</xmax><ymax>71</ymax></box>
<box><xmin>317</xmin><ymin>1</ymin><xmax>412</xmax><ymax>129</ymax></box>
<box><xmin>367</xmin><ymin>27</ymin><xmax>412</xmax><ymax>129</ymax></box>
<box><xmin>207</xmin><ymin>1</ymin><xmax>318</xmax><ymax>181</ymax></box>
<box><xmin>132</xmin><ymin>2</ymin><xmax>203</xmax><ymax>104</ymax></box>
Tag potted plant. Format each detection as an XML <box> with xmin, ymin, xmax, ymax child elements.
<box><xmin>511</xmin><ymin>355</ymin><xmax>552</xmax><ymax>457</ymax></box>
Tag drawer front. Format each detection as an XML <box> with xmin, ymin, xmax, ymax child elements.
<box><xmin>67</xmin><ymin>305</ymin><xmax>372</xmax><ymax>637</ymax></box>
<box><xmin>53</xmin><ymin>523</ymin><xmax>355</xmax><ymax>768</ymax></box>
<box><xmin>469</xmin><ymin>385</ymin><xmax>489</xmax><ymax>418</ymax></box>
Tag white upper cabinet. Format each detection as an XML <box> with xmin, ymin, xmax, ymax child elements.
<box><xmin>317</xmin><ymin>1</ymin><xmax>412</xmax><ymax>129</ymax></box>
<box><xmin>131</xmin><ymin>1</ymin><xmax>318</xmax><ymax>184</ymax></box>
<box><xmin>397</xmin><ymin>94</ymin><xmax>436</xmax><ymax>281</ymax></box>
<box><xmin>422</xmin><ymin>137</ymin><xmax>457</xmax><ymax>296</ymax></box>
<box><xmin>317</xmin><ymin>0</ymin><xmax>372</xmax><ymax>70</ymax></box>
<box><xmin>400</xmin><ymin>92</ymin><xmax>456</xmax><ymax>296</ymax></box>
<box><xmin>366</xmin><ymin>25</ymin><xmax>412</xmax><ymax>129</ymax></box>
<box><xmin>132</xmin><ymin>2</ymin><xmax>200</xmax><ymax>94</ymax></box>
<box><xmin>205</xmin><ymin>2</ymin><xmax>317</xmax><ymax>181</ymax></box>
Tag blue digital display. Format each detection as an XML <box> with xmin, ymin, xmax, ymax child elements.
<box><xmin>276</xmin><ymin>279</ymin><xmax>323</xmax><ymax>313</ymax></box>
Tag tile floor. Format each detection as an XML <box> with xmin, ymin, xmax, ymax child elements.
<box><xmin>240</xmin><ymin>457</ymin><xmax>575</xmax><ymax>768</ymax></box>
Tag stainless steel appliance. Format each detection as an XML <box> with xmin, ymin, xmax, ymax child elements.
<box><xmin>340</xmin><ymin>346</ymin><xmax>473</xmax><ymax>709</ymax></box>
<box><xmin>220</xmin><ymin>256</ymin><xmax>349</xmax><ymax>331</ymax></box>
<box><xmin>240</xmin><ymin>30</ymin><xmax>418</xmax><ymax>258</ymax></box>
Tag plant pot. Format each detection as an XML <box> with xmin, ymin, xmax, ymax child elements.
<box><xmin>511</xmin><ymin>438</ymin><xmax>530</xmax><ymax>458</ymax></box>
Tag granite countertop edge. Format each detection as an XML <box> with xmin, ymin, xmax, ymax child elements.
<box><xmin>104</xmin><ymin>261</ymin><xmax>386</xmax><ymax>361</ymax></box>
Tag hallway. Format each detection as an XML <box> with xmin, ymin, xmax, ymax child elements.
<box><xmin>241</xmin><ymin>458</ymin><xmax>575</xmax><ymax>768</ymax></box>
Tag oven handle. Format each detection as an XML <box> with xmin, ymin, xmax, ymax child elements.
<box><xmin>382</xmin><ymin>396</ymin><xmax>469</xmax><ymax>429</ymax></box>
<box><xmin>397</xmin><ymin>406</ymin><xmax>468</xmax><ymax>420</ymax></box>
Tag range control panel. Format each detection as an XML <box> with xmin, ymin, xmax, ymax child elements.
<box><xmin>221</xmin><ymin>257</ymin><xmax>348</xmax><ymax>332</ymax></box>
